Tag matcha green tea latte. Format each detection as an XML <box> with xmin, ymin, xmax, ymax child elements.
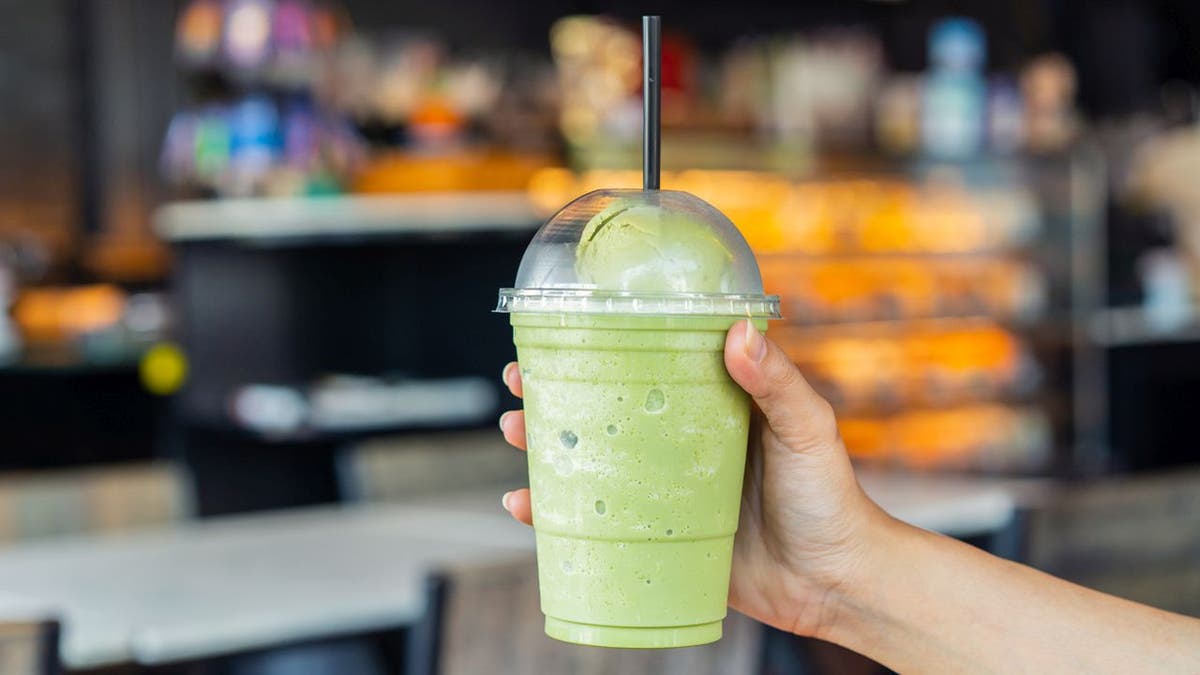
<box><xmin>497</xmin><ymin>189</ymin><xmax>780</xmax><ymax>648</ymax></box>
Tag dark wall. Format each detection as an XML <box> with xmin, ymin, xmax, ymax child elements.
<box><xmin>87</xmin><ymin>0</ymin><xmax>184</xmax><ymax>242</ymax></box>
<box><xmin>0</xmin><ymin>0</ymin><xmax>78</xmax><ymax>259</ymax></box>
<box><xmin>0</xmin><ymin>0</ymin><xmax>180</xmax><ymax>278</ymax></box>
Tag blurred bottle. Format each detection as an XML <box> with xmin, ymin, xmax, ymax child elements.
<box><xmin>988</xmin><ymin>76</ymin><xmax>1025</xmax><ymax>154</ymax></box>
<box><xmin>259</xmin><ymin>99</ymin><xmax>320</xmax><ymax>196</ymax></box>
<box><xmin>1139</xmin><ymin>249</ymin><xmax>1194</xmax><ymax>332</ymax></box>
<box><xmin>765</xmin><ymin>38</ymin><xmax>815</xmax><ymax>147</ymax></box>
<box><xmin>223</xmin><ymin>0</ymin><xmax>274</xmax><ymax>73</ymax></box>
<box><xmin>271</xmin><ymin>0</ymin><xmax>316</xmax><ymax>88</ymax></box>
<box><xmin>718</xmin><ymin>40</ymin><xmax>769</xmax><ymax>131</ymax></box>
<box><xmin>921</xmin><ymin>18</ymin><xmax>986</xmax><ymax>159</ymax></box>
<box><xmin>175</xmin><ymin>0</ymin><xmax>224</xmax><ymax>68</ymax></box>
<box><xmin>194</xmin><ymin>106</ymin><xmax>232</xmax><ymax>185</ymax></box>
<box><xmin>310</xmin><ymin>3</ymin><xmax>347</xmax><ymax>51</ymax></box>
<box><xmin>877</xmin><ymin>76</ymin><xmax>922</xmax><ymax>155</ymax></box>
<box><xmin>1021</xmin><ymin>53</ymin><xmax>1078</xmax><ymax>153</ymax></box>
<box><xmin>283</xmin><ymin>100</ymin><xmax>319</xmax><ymax>170</ymax></box>
<box><xmin>161</xmin><ymin>111</ymin><xmax>200</xmax><ymax>186</ymax></box>
<box><xmin>227</xmin><ymin>95</ymin><xmax>283</xmax><ymax>196</ymax></box>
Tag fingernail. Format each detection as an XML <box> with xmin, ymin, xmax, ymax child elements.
<box><xmin>501</xmin><ymin>491</ymin><xmax>512</xmax><ymax>511</ymax></box>
<box><xmin>743</xmin><ymin>320</ymin><xmax>767</xmax><ymax>363</ymax></box>
<box><xmin>498</xmin><ymin>411</ymin><xmax>511</xmax><ymax>431</ymax></box>
<box><xmin>501</xmin><ymin>362</ymin><xmax>514</xmax><ymax>386</ymax></box>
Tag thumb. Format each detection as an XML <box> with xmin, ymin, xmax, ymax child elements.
<box><xmin>724</xmin><ymin>320</ymin><xmax>841</xmax><ymax>454</ymax></box>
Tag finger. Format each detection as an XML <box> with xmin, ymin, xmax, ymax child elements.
<box><xmin>724</xmin><ymin>320</ymin><xmax>840</xmax><ymax>454</ymax></box>
<box><xmin>499</xmin><ymin>410</ymin><xmax>527</xmax><ymax>451</ymax></box>
<box><xmin>502</xmin><ymin>362</ymin><xmax>524</xmax><ymax>399</ymax></box>
<box><xmin>501</xmin><ymin>488</ymin><xmax>533</xmax><ymax>526</ymax></box>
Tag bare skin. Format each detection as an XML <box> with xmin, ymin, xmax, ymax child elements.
<box><xmin>499</xmin><ymin>320</ymin><xmax>1200</xmax><ymax>673</ymax></box>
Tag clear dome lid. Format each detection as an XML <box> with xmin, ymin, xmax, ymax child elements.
<box><xmin>497</xmin><ymin>189</ymin><xmax>781</xmax><ymax>318</ymax></box>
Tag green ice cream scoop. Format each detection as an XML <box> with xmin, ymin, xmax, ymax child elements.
<box><xmin>575</xmin><ymin>202</ymin><xmax>736</xmax><ymax>294</ymax></box>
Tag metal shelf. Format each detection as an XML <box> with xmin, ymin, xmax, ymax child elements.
<box><xmin>155</xmin><ymin>192</ymin><xmax>541</xmax><ymax>244</ymax></box>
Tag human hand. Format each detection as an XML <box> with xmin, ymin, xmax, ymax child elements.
<box><xmin>498</xmin><ymin>319</ymin><xmax>889</xmax><ymax>639</ymax></box>
<box><xmin>503</xmin><ymin>323</ymin><xmax>1200</xmax><ymax>671</ymax></box>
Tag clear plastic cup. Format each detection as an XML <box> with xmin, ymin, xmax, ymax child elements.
<box><xmin>497</xmin><ymin>189</ymin><xmax>780</xmax><ymax>648</ymax></box>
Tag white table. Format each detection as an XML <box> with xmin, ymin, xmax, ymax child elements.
<box><xmin>0</xmin><ymin>475</ymin><xmax>1039</xmax><ymax>670</ymax></box>
<box><xmin>0</xmin><ymin>501</ymin><xmax>533</xmax><ymax>669</ymax></box>
<box><xmin>858</xmin><ymin>470</ymin><xmax>1045</xmax><ymax>538</ymax></box>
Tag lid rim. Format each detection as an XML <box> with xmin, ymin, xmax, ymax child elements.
<box><xmin>495</xmin><ymin>288</ymin><xmax>783</xmax><ymax>319</ymax></box>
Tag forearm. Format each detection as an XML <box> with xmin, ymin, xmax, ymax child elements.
<box><xmin>819</xmin><ymin>512</ymin><xmax>1200</xmax><ymax>674</ymax></box>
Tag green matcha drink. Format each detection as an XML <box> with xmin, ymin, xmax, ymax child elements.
<box><xmin>498</xmin><ymin>189</ymin><xmax>779</xmax><ymax>649</ymax></box>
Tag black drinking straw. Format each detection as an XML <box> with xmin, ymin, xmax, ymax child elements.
<box><xmin>642</xmin><ymin>15</ymin><xmax>661</xmax><ymax>191</ymax></box>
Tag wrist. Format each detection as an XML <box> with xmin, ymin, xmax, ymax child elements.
<box><xmin>808</xmin><ymin>499</ymin><xmax>914</xmax><ymax>645</ymax></box>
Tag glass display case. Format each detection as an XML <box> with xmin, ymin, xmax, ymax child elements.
<box><xmin>527</xmin><ymin>160</ymin><xmax>1100</xmax><ymax>475</ymax></box>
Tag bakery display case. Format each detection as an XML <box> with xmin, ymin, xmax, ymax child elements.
<box><xmin>528</xmin><ymin>165</ymin><xmax>1074</xmax><ymax>474</ymax></box>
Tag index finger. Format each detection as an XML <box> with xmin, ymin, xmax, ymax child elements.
<box><xmin>502</xmin><ymin>362</ymin><xmax>524</xmax><ymax>399</ymax></box>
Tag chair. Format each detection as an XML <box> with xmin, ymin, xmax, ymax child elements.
<box><xmin>0</xmin><ymin>462</ymin><xmax>190</xmax><ymax>543</ymax></box>
<box><xmin>1023</xmin><ymin>469</ymin><xmax>1200</xmax><ymax>617</ymax></box>
<box><xmin>0</xmin><ymin>621</ymin><xmax>60</xmax><ymax>675</ymax></box>
<box><xmin>409</xmin><ymin>554</ymin><xmax>763</xmax><ymax>675</ymax></box>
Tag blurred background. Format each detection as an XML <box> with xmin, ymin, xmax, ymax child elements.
<box><xmin>1</xmin><ymin>0</ymin><xmax>1200</xmax><ymax>673</ymax></box>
